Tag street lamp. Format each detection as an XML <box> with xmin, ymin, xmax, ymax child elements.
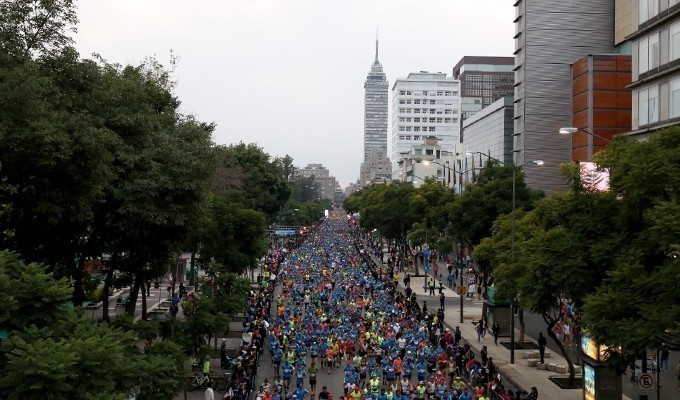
<box><xmin>467</xmin><ymin>151</ymin><xmax>544</xmax><ymax>364</ymax></box>
<box><xmin>559</xmin><ymin>127</ymin><xmax>613</xmax><ymax>143</ymax></box>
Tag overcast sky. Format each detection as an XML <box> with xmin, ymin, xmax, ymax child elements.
<box><xmin>74</xmin><ymin>0</ymin><xmax>514</xmax><ymax>187</ymax></box>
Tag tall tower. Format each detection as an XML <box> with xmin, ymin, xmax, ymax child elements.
<box><xmin>363</xmin><ymin>32</ymin><xmax>389</xmax><ymax>161</ymax></box>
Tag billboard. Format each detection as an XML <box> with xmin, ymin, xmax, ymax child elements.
<box><xmin>580</xmin><ymin>162</ymin><xmax>609</xmax><ymax>192</ymax></box>
<box><xmin>584</xmin><ymin>363</ymin><xmax>596</xmax><ymax>400</ymax></box>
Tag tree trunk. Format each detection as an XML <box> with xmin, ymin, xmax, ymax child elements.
<box><xmin>544</xmin><ymin>314</ymin><xmax>576</xmax><ymax>386</ymax></box>
<box><xmin>71</xmin><ymin>256</ymin><xmax>86</xmax><ymax>306</ymax></box>
<box><xmin>517</xmin><ymin>307</ymin><xmax>526</xmax><ymax>348</ymax></box>
<box><xmin>102</xmin><ymin>266</ymin><xmax>114</xmax><ymax>323</ymax></box>
<box><xmin>141</xmin><ymin>281</ymin><xmax>148</xmax><ymax>321</ymax></box>
<box><xmin>126</xmin><ymin>273</ymin><xmax>142</xmax><ymax>316</ymax></box>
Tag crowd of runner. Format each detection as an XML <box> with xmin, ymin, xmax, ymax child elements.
<box><xmin>247</xmin><ymin>211</ymin><xmax>538</xmax><ymax>400</ymax></box>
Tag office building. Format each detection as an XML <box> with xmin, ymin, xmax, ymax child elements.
<box><xmin>514</xmin><ymin>0</ymin><xmax>615</xmax><ymax>193</ymax></box>
<box><xmin>452</xmin><ymin>56</ymin><xmax>515</xmax><ymax>123</ymax></box>
<box><xmin>391</xmin><ymin>72</ymin><xmax>460</xmax><ymax>178</ymax></box>
<box><xmin>360</xmin><ymin>147</ymin><xmax>392</xmax><ymax>186</ymax></box>
<box><xmin>623</xmin><ymin>0</ymin><xmax>680</xmax><ymax>137</ymax></box>
<box><xmin>364</xmin><ymin>35</ymin><xmax>389</xmax><ymax>160</ymax></box>
<box><xmin>396</xmin><ymin>136</ymin><xmax>456</xmax><ymax>188</ymax></box>
<box><xmin>299</xmin><ymin>163</ymin><xmax>336</xmax><ymax>201</ymax></box>
<box><xmin>462</xmin><ymin>96</ymin><xmax>514</xmax><ymax>168</ymax></box>
<box><xmin>570</xmin><ymin>55</ymin><xmax>632</xmax><ymax>161</ymax></box>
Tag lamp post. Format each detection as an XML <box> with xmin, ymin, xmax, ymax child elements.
<box><xmin>467</xmin><ymin>151</ymin><xmax>544</xmax><ymax>364</ymax></box>
<box><xmin>558</xmin><ymin>127</ymin><xmax>613</xmax><ymax>143</ymax></box>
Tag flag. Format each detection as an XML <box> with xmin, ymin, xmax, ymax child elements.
<box><xmin>479</xmin><ymin>153</ymin><xmax>483</xmax><ymax>168</ymax></box>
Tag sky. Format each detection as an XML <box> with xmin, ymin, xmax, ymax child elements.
<box><xmin>73</xmin><ymin>0</ymin><xmax>514</xmax><ymax>188</ymax></box>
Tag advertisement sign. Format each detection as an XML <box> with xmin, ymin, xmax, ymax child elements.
<box><xmin>580</xmin><ymin>333</ymin><xmax>613</xmax><ymax>362</ymax></box>
<box><xmin>580</xmin><ymin>162</ymin><xmax>610</xmax><ymax>192</ymax></box>
<box><xmin>584</xmin><ymin>363</ymin><xmax>596</xmax><ymax>400</ymax></box>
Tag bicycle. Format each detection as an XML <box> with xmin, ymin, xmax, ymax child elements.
<box><xmin>215</xmin><ymin>372</ymin><xmax>233</xmax><ymax>393</ymax></box>
<box><xmin>189</xmin><ymin>374</ymin><xmax>210</xmax><ymax>391</ymax></box>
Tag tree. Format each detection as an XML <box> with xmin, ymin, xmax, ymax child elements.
<box><xmin>212</xmin><ymin>144</ymin><xmax>291</xmax><ymax>217</ymax></box>
<box><xmin>199</xmin><ymin>191</ymin><xmax>268</xmax><ymax>275</ymax></box>
<box><xmin>0</xmin><ymin>251</ymin><xmax>186</xmax><ymax>400</ymax></box>
<box><xmin>583</xmin><ymin>128</ymin><xmax>680</xmax><ymax>356</ymax></box>
<box><xmin>0</xmin><ymin>0</ymin><xmax>78</xmax><ymax>58</ymax></box>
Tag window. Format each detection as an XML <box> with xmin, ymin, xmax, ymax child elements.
<box><xmin>406</xmin><ymin>118</ymin><xmax>411</xmax><ymax>122</ymax></box>
<box><xmin>399</xmin><ymin>126</ymin><xmax>406</xmax><ymax>131</ymax></box>
<box><xmin>671</xmin><ymin>23</ymin><xmax>680</xmax><ymax>62</ymax></box>
<box><xmin>406</xmin><ymin>91</ymin><xmax>412</xmax><ymax>95</ymax></box>
<box><xmin>414</xmin><ymin>127</ymin><xmax>420</xmax><ymax>131</ymax></box>
<box><xmin>639</xmin><ymin>0</ymin><xmax>659</xmax><ymax>24</ymax></box>
<box><xmin>414</xmin><ymin>100</ymin><xmax>421</xmax><ymax>104</ymax></box>
<box><xmin>639</xmin><ymin>37</ymin><xmax>649</xmax><ymax>73</ymax></box>
<box><xmin>405</xmin><ymin>127</ymin><xmax>412</xmax><ymax>132</ymax></box>
<box><xmin>414</xmin><ymin>135</ymin><xmax>420</xmax><ymax>141</ymax></box>
<box><xmin>429</xmin><ymin>127</ymin><xmax>436</xmax><ymax>132</ymax></box>
<box><xmin>399</xmin><ymin>117</ymin><xmax>405</xmax><ymax>122</ymax></box>
<box><xmin>414</xmin><ymin>109</ymin><xmax>420</xmax><ymax>114</ymax></box>
<box><xmin>650</xmin><ymin>33</ymin><xmax>659</xmax><ymax>70</ymax></box>
<box><xmin>639</xmin><ymin>33</ymin><xmax>659</xmax><ymax>74</ymax></box>
<box><xmin>398</xmin><ymin>135</ymin><xmax>405</xmax><ymax>140</ymax></box>
<box><xmin>425</xmin><ymin>149</ymin><xmax>434</xmax><ymax>155</ymax></box>
<box><xmin>405</xmin><ymin>136</ymin><xmax>412</xmax><ymax>140</ymax></box>
<box><xmin>671</xmin><ymin>78</ymin><xmax>680</xmax><ymax>118</ymax></box>
<box><xmin>399</xmin><ymin>91</ymin><xmax>406</xmax><ymax>95</ymax></box>
<box><xmin>638</xmin><ymin>85</ymin><xmax>659</xmax><ymax>126</ymax></box>
<box><xmin>436</xmin><ymin>118</ymin><xmax>443</xmax><ymax>123</ymax></box>
<box><xmin>414</xmin><ymin>118</ymin><xmax>420</xmax><ymax>122</ymax></box>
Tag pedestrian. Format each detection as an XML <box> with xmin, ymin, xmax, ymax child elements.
<box><xmin>661</xmin><ymin>343</ymin><xmax>670</xmax><ymax>372</ymax></box>
<box><xmin>220</xmin><ymin>338</ymin><xmax>228</xmax><ymax>368</ymax></box>
<box><xmin>404</xmin><ymin>273</ymin><xmax>410</xmax><ymax>289</ymax></box>
<box><xmin>538</xmin><ymin>332</ymin><xmax>547</xmax><ymax>364</ymax></box>
<box><xmin>447</xmin><ymin>272</ymin><xmax>454</xmax><ymax>288</ymax></box>
<box><xmin>492</xmin><ymin>321</ymin><xmax>500</xmax><ymax>345</ymax></box>
<box><xmin>205</xmin><ymin>381</ymin><xmax>215</xmax><ymax>400</ymax></box>
<box><xmin>476</xmin><ymin>319</ymin><xmax>484</xmax><ymax>343</ymax></box>
<box><xmin>428</xmin><ymin>278</ymin><xmax>435</xmax><ymax>295</ymax></box>
<box><xmin>439</xmin><ymin>292</ymin><xmax>445</xmax><ymax>310</ymax></box>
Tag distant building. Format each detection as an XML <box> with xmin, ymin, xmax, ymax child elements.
<box><xmin>334</xmin><ymin>182</ymin><xmax>345</xmax><ymax>203</ymax></box>
<box><xmin>299</xmin><ymin>163</ymin><xmax>336</xmax><ymax>201</ymax></box>
<box><xmin>391</xmin><ymin>72</ymin><xmax>460</xmax><ymax>178</ymax></box>
<box><xmin>360</xmin><ymin>147</ymin><xmax>392</xmax><ymax>186</ymax></box>
<box><xmin>462</xmin><ymin>96</ymin><xmax>514</xmax><ymax>170</ymax></box>
<box><xmin>364</xmin><ymin>34</ymin><xmax>389</xmax><ymax>160</ymax></box>
<box><xmin>452</xmin><ymin>56</ymin><xmax>514</xmax><ymax>123</ymax></box>
<box><xmin>396</xmin><ymin>136</ymin><xmax>456</xmax><ymax>188</ymax></box>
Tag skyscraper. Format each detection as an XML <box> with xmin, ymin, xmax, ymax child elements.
<box><xmin>363</xmin><ymin>34</ymin><xmax>389</xmax><ymax>161</ymax></box>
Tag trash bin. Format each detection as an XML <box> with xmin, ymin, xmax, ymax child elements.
<box><xmin>116</xmin><ymin>296</ymin><xmax>128</xmax><ymax>316</ymax></box>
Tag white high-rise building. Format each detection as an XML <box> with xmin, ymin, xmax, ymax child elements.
<box><xmin>391</xmin><ymin>72</ymin><xmax>460</xmax><ymax>177</ymax></box>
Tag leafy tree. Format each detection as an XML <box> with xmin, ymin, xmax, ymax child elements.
<box><xmin>0</xmin><ymin>0</ymin><xmax>78</xmax><ymax>58</ymax></box>
<box><xmin>448</xmin><ymin>161</ymin><xmax>542</xmax><ymax>250</ymax></box>
<box><xmin>212</xmin><ymin>143</ymin><xmax>291</xmax><ymax>217</ymax></box>
<box><xmin>199</xmin><ymin>192</ymin><xmax>268</xmax><ymax>275</ymax></box>
<box><xmin>0</xmin><ymin>251</ymin><xmax>71</xmax><ymax>331</ymax></box>
<box><xmin>583</xmin><ymin>128</ymin><xmax>680</xmax><ymax>356</ymax></box>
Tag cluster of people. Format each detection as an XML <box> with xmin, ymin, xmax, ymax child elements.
<box><xmin>211</xmin><ymin>248</ymin><xmax>291</xmax><ymax>400</ymax></box>
<box><xmin>249</xmin><ymin>211</ymin><xmax>538</xmax><ymax>400</ymax></box>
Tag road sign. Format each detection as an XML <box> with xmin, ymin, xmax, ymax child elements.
<box><xmin>456</xmin><ymin>286</ymin><xmax>467</xmax><ymax>296</ymax></box>
<box><xmin>637</xmin><ymin>373</ymin><xmax>654</xmax><ymax>390</ymax></box>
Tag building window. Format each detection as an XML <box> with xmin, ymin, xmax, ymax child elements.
<box><xmin>639</xmin><ymin>33</ymin><xmax>659</xmax><ymax>74</ymax></box>
<box><xmin>671</xmin><ymin>23</ymin><xmax>680</xmax><ymax>62</ymax></box>
<box><xmin>399</xmin><ymin>91</ymin><xmax>406</xmax><ymax>95</ymax></box>
<box><xmin>414</xmin><ymin>100</ymin><xmax>421</xmax><ymax>104</ymax></box>
<box><xmin>639</xmin><ymin>0</ymin><xmax>659</xmax><ymax>24</ymax></box>
<box><xmin>414</xmin><ymin>135</ymin><xmax>421</xmax><ymax>141</ymax></box>
<box><xmin>671</xmin><ymin>78</ymin><xmax>680</xmax><ymax>118</ymax></box>
<box><xmin>414</xmin><ymin>127</ymin><xmax>420</xmax><ymax>131</ymax></box>
<box><xmin>638</xmin><ymin>85</ymin><xmax>659</xmax><ymax>126</ymax></box>
<box><xmin>429</xmin><ymin>127</ymin><xmax>436</xmax><ymax>132</ymax></box>
<box><xmin>414</xmin><ymin>118</ymin><xmax>420</xmax><ymax>122</ymax></box>
<box><xmin>399</xmin><ymin>126</ymin><xmax>405</xmax><ymax>131</ymax></box>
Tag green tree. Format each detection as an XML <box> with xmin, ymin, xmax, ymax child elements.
<box><xmin>583</xmin><ymin>128</ymin><xmax>680</xmax><ymax>356</ymax></box>
<box><xmin>199</xmin><ymin>192</ymin><xmax>268</xmax><ymax>275</ymax></box>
